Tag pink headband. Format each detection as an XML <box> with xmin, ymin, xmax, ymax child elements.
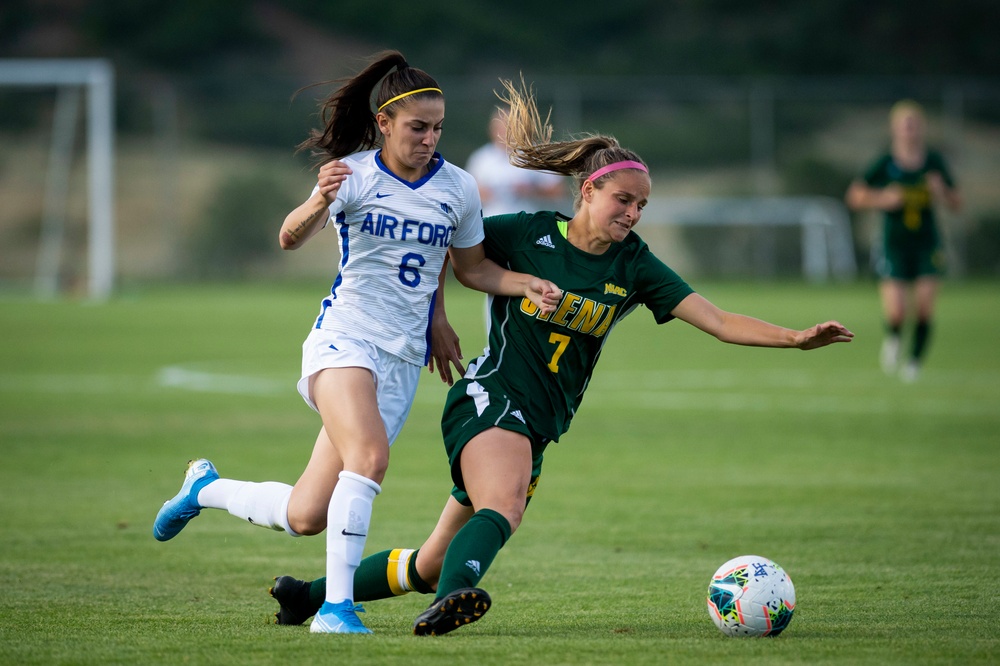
<box><xmin>586</xmin><ymin>160</ymin><xmax>648</xmax><ymax>182</ymax></box>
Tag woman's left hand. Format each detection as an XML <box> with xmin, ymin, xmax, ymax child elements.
<box><xmin>795</xmin><ymin>321</ymin><xmax>855</xmax><ymax>350</ymax></box>
<box><xmin>525</xmin><ymin>279</ymin><xmax>563</xmax><ymax>316</ymax></box>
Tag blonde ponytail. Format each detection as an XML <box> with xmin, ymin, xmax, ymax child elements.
<box><xmin>498</xmin><ymin>77</ymin><xmax>646</xmax><ymax>210</ymax></box>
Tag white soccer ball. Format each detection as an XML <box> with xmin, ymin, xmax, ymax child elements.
<box><xmin>706</xmin><ymin>555</ymin><xmax>796</xmax><ymax>637</ymax></box>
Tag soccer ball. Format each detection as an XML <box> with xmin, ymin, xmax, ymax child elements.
<box><xmin>706</xmin><ymin>555</ymin><xmax>796</xmax><ymax>637</ymax></box>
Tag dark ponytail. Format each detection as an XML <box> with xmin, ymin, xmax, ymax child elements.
<box><xmin>297</xmin><ymin>50</ymin><xmax>442</xmax><ymax>167</ymax></box>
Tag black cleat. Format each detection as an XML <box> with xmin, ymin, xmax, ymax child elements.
<box><xmin>269</xmin><ymin>576</ymin><xmax>319</xmax><ymax>626</ymax></box>
<box><xmin>413</xmin><ymin>587</ymin><xmax>491</xmax><ymax>636</ymax></box>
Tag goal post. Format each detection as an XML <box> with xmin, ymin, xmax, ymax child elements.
<box><xmin>0</xmin><ymin>58</ymin><xmax>115</xmax><ymax>300</ymax></box>
<box><xmin>641</xmin><ymin>196</ymin><xmax>858</xmax><ymax>282</ymax></box>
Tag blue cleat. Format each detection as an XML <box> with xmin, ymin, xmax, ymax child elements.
<box><xmin>152</xmin><ymin>459</ymin><xmax>219</xmax><ymax>542</ymax></box>
<box><xmin>309</xmin><ymin>600</ymin><xmax>372</xmax><ymax>634</ymax></box>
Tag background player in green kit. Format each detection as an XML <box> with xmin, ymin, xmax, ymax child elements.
<box><xmin>268</xmin><ymin>79</ymin><xmax>855</xmax><ymax>635</ymax></box>
<box><xmin>846</xmin><ymin>100</ymin><xmax>962</xmax><ymax>382</ymax></box>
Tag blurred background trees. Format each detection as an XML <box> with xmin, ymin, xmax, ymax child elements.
<box><xmin>1</xmin><ymin>0</ymin><xmax>998</xmax><ymax>285</ymax></box>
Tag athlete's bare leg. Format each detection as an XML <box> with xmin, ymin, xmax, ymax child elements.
<box><xmin>414</xmin><ymin>496</ymin><xmax>475</xmax><ymax>590</ymax></box>
<box><xmin>286</xmin><ymin>367</ymin><xmax>388</xmax><ymax>536</ymax></box>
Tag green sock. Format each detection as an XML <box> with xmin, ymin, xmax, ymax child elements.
<box><xmin>912</xmin><ymin>320</ymin><xmax>931</xmax><ymax>361</ymax></box>
<box><xmin>307</xmin><ymin>577</ymin><xmax>325</xmax><ymax>610</ymax></box>
<box><xmin>353</xmin><ymin>548</ymin><xmax>396</xmax><ymax>601</ymax></box>
<box><xmin>435</xmin><ymin>509</ymin><xmax>511</xmax><ymax>600</ymax></box>
<box><xmin>308</xmin><ymin>547</ymin><xmax>434</xmax><ymax>608</ymax></box>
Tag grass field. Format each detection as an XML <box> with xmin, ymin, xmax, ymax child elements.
<box><xmin>1</xmin><ymin>279</ymin><xmax>998</xmax><ymax>665</ymax></box>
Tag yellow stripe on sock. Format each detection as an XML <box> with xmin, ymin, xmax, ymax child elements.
<box><xmin>387</xmin><ymin>548</ymin><xmax>416</xmax><ymax>596</ymax></box>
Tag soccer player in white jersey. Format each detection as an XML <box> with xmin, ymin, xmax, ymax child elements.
<box><xmin>151</xmin><ymin>50</ymin><xmax>562</xmax><ymax>635</ymax></box>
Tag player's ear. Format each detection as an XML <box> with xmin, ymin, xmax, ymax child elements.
<box><xmin>376</xmin><ymin>111</ymin><xmax>391</xmax><ymax>138</ymax></box>
<box><xmin>580</xmin><ymin>179</ymin><xmax>595</xmax><ymax>204</ymax></box>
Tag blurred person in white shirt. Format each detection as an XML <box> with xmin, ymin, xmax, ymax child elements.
<box><xmin>466</xmin><ymin>106</ymin><xmax>567</xmax><ymax>217</ymax></box>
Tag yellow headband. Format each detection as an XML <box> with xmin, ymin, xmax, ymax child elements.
<box><xmin>377</xmin><ymin>87</ymin><xmax>443</xmax><ymax>112</ymax></box>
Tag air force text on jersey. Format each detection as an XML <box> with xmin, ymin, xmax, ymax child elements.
<box><xmin>359</xmin><ymin>211</ymin><xmax>455</xmax><ymax>248</ymax></box>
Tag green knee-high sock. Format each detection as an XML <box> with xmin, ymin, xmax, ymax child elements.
<box><xmin>435</xmin><ymin>509</ymin><xmax>511</xmax><ymax>600</ymax></box>
<box><xmin>308</xmin><ymin>547</ymin><xmax>433</xmax><ymax>609</ymax></box>
<box><xmin>912</xmin><ymin>320</ymin><xmax>932</xmax><ymax>361</ymax></box>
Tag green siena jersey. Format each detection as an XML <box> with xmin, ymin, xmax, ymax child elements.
<box><xmin>467</xmin><ymin>210</ymin><xmax>694</xmax><ymax>443</ymax></box>
<box><xmin>862</xmin><ymin>150</ymin><xmax>955</xmax><ymax>249</ymax></box>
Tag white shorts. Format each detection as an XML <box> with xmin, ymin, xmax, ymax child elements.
<box><xmin>297</xmin><ymin>328</ymin><xmax>422</xmax><ymax>445</ymax></box>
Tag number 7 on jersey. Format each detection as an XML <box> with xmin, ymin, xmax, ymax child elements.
<box><xmin>546</xmin><ymin>332</ymin><xmax>571</xmax><ymax>373</ymax></box>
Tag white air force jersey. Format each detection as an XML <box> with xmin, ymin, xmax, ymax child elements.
<box><xmin>312</xmin><ymin>149</ymin><xmax>485</xmax><ymax>366</ymax></box>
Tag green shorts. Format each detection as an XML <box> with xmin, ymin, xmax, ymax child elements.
<box><xmin>879</xmin><ymin>230</ymin><xmax>945</xmax><ymax>281</ymax></box>
<box><xmin>441</xmin><ymin>377</ymin><xmax>547</xmax><ymax>507</ymax></box>
<box><xmin>878</xmin><ymin>245</ymin><xmax>946</xmax><ymax>280</ymax></box>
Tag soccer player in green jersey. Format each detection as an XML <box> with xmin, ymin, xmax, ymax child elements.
<box><xmin>846</xmin><ymin>100</ymin><xmax>961</xmax><ymax>382</ymax></box>
<box><xmin>268</xmin><ymin>79</ymin><xmax>854</xmax><ymax>635</ymax></box>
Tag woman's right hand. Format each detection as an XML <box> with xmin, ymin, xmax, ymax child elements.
<box><xmin>279</xmin><ymin>160</ymin><xmax>353</xmax><ymax>250</ymax></box>
<box><xmin>877</xmin><ymin>184</ymin><xmax>905</xmax><ymax>211</ymax></box>
<box><xmin>317</xmin><ymin>160</ymin><xmax>354</xmax><ymax>204</ymax></box>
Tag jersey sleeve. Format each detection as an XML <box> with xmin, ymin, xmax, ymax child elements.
<box><xmin>308</xmin><ymin>161</ymin><xmax>361</xmax><ymax>227</ymax></box>
<box><xmin>633</xmin><ymin>245</ymin><xmax>695</xmax><ymax>324</ymax></box>
<box><xmin>450</xmin><ymin>169</ymin><xmax>486</xmax><ymax>249</ymax></box>
<box><xmin>482</xmin><ymin>212</ymin><xmax>531</xmax><ymax>264</ymax></box>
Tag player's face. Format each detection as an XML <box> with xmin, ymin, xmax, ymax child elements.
<box><xmin>378</xmin><ymin>99</ymin><xmax>445</xmax><ymax>180</ymax></box>
<box><xmin>584</xmin><ymin>170</ymin><xmax>650</xmax><ymax>244</ymax></box>
<box><xmin>891</xmin><ymin>109</ymin><xmax>925</xmax><ymax>144</ymax></box>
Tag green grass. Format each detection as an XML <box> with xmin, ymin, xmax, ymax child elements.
<box><xmin>1</xmin><ymin>279</ymin><xmax>998</xmax><ymax>665</ymax></box>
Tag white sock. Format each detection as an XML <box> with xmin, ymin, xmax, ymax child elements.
<box><xmin>325</xmin><ymin>471</ymin><xmax>381</xmax><ymax>605</ymax></box>
<box><xmin>197</xmin><ymin>479</ymin><xmax>295</xmax><ymax>533</ymax></box>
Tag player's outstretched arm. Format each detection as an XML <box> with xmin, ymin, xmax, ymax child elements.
<box><xmin>844</xmin><ymin>179</ymin><xmax>904</xmax><ymax>213</ymax></box>
<box><xmin>449</xmin><ymin>244</ymin><xmax>562</xmax><ymax>316</ymax></box>
<box><xmin>671</xmin><ymin>293</ymin><xmax>854</xmax><ymax>350</ymax></box>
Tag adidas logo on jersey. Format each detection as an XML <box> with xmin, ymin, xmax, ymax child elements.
<box><xmin>535</xmin><ymin>234</ymin><xmax>555</xmax><ymax>249</ymax></box>
<box><xmin>511</xmin><ymin>410</ymin><xmax>526</xmax><ymax>424</ymax></box>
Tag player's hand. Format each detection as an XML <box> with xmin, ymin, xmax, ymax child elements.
<box><xmin>317</xmin><ymin>160</ymin><xmax>353</xmax><ymax>204</ymax></box>
<box><xmin>795</xmin><ymin>321</ymin><xmax>854</xmax><ymax>350</ymax></box>
<box><xmin>878</xmin><ymin>184</ymin><xmax>905</xmax><ymax>211</ymax></box>
<box><xmin>926</xmin><ymin>171</ymin><xmax>962</xmax><ymax>213</ymax></box>
<box><xmin>525</xmin><ymin>279</ymin><xmax>562</xmax><ymax>316</ymax></box>
<box><xmin>925</xmin><ymin>172</ymin><xmax>948</xmax><ymax>202</ymax></box>
<box><xmin>427</xmin><ymin>315</ymin><xmax>465</xmax><ymax>386</ymax></box>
